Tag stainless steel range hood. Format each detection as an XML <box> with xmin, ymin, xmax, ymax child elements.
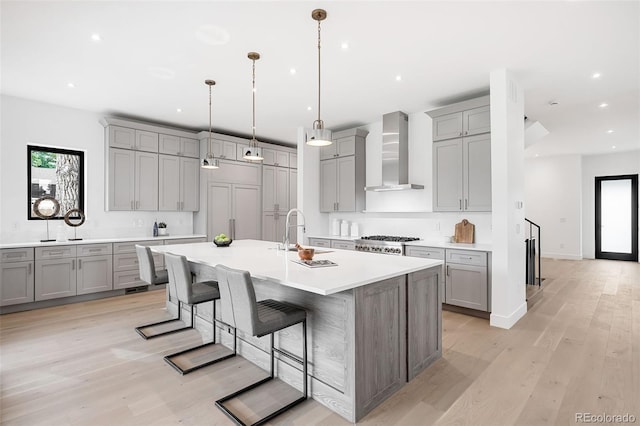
<box><xmin>365</xmin><ymin>111</ymin><xmax>424</xmax><ymax>191</ymax></box>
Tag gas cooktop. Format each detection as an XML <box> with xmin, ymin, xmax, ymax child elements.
<box><xmin>359</xmin><ymin>235</ymin><xmax>420</xmax><ymax>242</ymax></box>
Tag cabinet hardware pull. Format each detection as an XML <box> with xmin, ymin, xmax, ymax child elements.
<box><xmin>465</xmin><ymin>199</ymin><xmax>468</xmax><ymax>210</ymax></box>
<box><xmin>89</xmin><ymin>248</ymin><xmax>101</xmax><ymax>252</ymax></box>
<box><xmin>6</xmin><ymin>253</ymin><xmax>24</xmax><ymax>258</ymax></box>
<box><xmin>72</xmin><ymin>259</ymin><xmax>75</xmax><ymax>270</ymax></box>
<box><xmin>446</xmin><ymin>265</ymin><xmax>450</xmax><ymax>276</ymax></box>
<box><xmin>28</xmin><ymin>263</ymin><xmax>32</xmax><ymax>274</ymax></box>
<box><xmin>49</xmin><ymin>251</ymin><xmax>64</xmax><ymax>255</ymax></box>
<box><xmin>78</xmin><ymin>259</ymin><xmax>82</xmax><ymax>269</ymax></box>
<box><xmin>459</xmin><ymin>199</ymin><xmax>462</xmax><ymax>210</ymax></box>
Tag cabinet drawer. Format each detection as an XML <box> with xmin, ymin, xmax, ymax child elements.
<box><xmin>35</xmin><ymin>246</ymin><xmax>76</xmax><ymax>260</ymax></box>
<box><xmin>113</xmin><ymin>240</ymin><xmax>164</xmax><ymax>254</ymax></box>
<box><xmin>77</xmin><ymin>244</ymin><xmax>113</xmax><ymax>257</ymax></box>
<box><xmin>113</xmin><ymin>270</ymin><xmax>145</xmax><ymax>290</ymax></box>
<box><xmin>1</xmin><ymin>248</ymin><xmax>34</xmax><ymax>263</ymax></box>
<box><xmin>165</xmin><ymin>238</ymin><xmax>207</xmax><ymax>245</ymax></box>
<box><xmin>446</xmin><ymin>249</ymin><xmax>487</xmax><ymax>266</ymax></box>
<box><xmin>405</xmin><ymin>246</ymin><xmax>444</xmax><ymax>260</ymax></box>
<box><xmin>113</xmin><ymin>252</ymin><xmax>163</xmax><ymax>272</ymax></box>
<box><xmin>308</xmin><ymin>238</ymin><xmax>331</xmax><ymax>248</ymax></box>
<box><xmin>331</xmin><ymin>240</ymin><xmax>355</xmax><ymax>250</ymax></box>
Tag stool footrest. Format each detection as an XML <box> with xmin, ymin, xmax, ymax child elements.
<box><xmin>164</xmin><ymin>342</ymin><xmax>235</xmax><ymax>375</ymax></box>
<box><xmin>135</xmin><ymin>319</ymin><xmax>190</xmax><ymax>340</ymax></box>
<box><xmin>216</xmin><ymin>377</ymin><xmax>306</xmax><ymax>426</ymax></box>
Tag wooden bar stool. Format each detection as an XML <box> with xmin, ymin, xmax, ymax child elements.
<box><xmin>163</xmin><ymin>253</ymin><xmax>235</xmax><ymax>375</ymax></box>
<box><xmin>214</xmin><ymin>264</ymin><xmax>308</xmax><ymax>426</ymax></box>
<box><xmin>134</xmin><ymin>245</ymin><xmax>191</xmax><ymax>339</ymax></box>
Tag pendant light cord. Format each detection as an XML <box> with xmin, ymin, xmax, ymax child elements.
<box><xmin>252</xmin><ymin>57</ymin><xmax>256</xmax><ymax>141</ymax></box>
<box><xmin>316</xmin><ymin>18</ymin><xmax>322</xmax><ymax>128</ymax></box>
<box><xmin>208</xmin><ymin>82</ymin><xmax>213</xmax><ymax>155</ymax></box>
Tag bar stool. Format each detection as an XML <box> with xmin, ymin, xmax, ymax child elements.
<box><xmin>163</xmin><ymin>253</ymin><xmax>235</xmax><ymax>375</ymax></box>
<box><xmin>134</xmin><ymin>245</ymin><xmax>192</xmax><ymax>340</ymax></box>
<box><xmin>214</xmin><ymin>264</ymin><xmax>308</xmax><ymax>426</ymax></box>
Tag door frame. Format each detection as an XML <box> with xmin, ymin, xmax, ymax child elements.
<box><xmin>595</xmin><ymin>174</ymin><xmax>638</xmax><ymax>261</ymax></box>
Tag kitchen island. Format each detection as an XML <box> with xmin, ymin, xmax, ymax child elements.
<box><xmin>152</xmin><ymin>239</ymin><xmax>442</xmax><ymax>422</ymax></box>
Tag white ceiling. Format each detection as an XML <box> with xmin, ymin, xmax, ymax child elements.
<box><xmin>2</xmin><ymin>1</ymin><xmax>639</xmax><ymax>157</ymax></box>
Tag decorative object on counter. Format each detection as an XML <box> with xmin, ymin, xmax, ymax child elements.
<box><xmin>153</xmin><ymin>220</ymin><xmax>158</xmax><ymax>237</ymax></box>
<box><xmin>33</xmin><ymin>195</ymin><xmax>60</xmax><ymax>242</ymax></box>
<box><xmin>213</xmin><ymin>233</ymin><xmax>232</xmax><ymax>247</ymax></box>
<box><xmin>332</xmin><ymin>218</ymin><xmax>340</xmax><ymax>236</ymax></box>
<box><xmin>350</xmin><ymin>222</ymin><xmax>359</xmax><ymax>237</ymax></box>
<box><xmin>454</xmin><ymin>219</ymin><xmax>475</xmax><ymax>243</ymax></box>
<box><xmin>291</xmin><ymin>258</ymin><xmax>337</xmax><ymax>268</ymax></box>
<box><xmin>201</xmin><ymin>79</ymin><xmax>220</xmax><ymax>169</ymax></box>
<box><xmin>157</xmin><ymin>222</ymin><xmax>168</xmax><ymax>236</ymax></box>
<box><xmin>306</xmin><ymin>9</ymin><xmax>332</xmax><ymax>147</ymax></box>
<box><xmin>340</xmin><ymin>220</ymin><xmax>349</xmax><ymax>237</ymax></box>
<box><xmin>295</xmin><ymin>243</ymin><xmax>315</xmax><ymax>260</ymax></box>
<box><xmin>243</xmin><ymin>52</ymin><xmax>264</xmax><ymax>161</ymax></box>
<box><xmin>63</xmin><ymin>208</ymin><xmax>85</xmax><ymax>240</ymax></box>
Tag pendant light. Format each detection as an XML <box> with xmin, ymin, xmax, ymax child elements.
<box><xmin>307</xmin><ymin>8</ymin><xmax>332</xmax><ymax>146</ymax></box>
<box><xmin>243</xmin><ymin>52</ymin><xmax>264</xmax><ymax>161</ymax></box>
<box><xmin>201</xmin><ymin>79</ymin><xmax>220</xmax><ymax>169</ymax></box>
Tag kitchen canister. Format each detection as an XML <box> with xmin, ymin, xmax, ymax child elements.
<box><xmin>340</xmin><ymin>220</ymin><xmax>349</xmax><ymax>237</ymax></box>
<box><xmin>350</xmin><ymin>222</ymin><xmax>359</xmax><ymax>237</ymax></box>
<box><xmin>332</xmin><ymin>219</ymin><xmax>340</xmax><ymax>236</ymax></box>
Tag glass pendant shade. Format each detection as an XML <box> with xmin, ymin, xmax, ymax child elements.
<box><xmin>307</xmin><ymin>123</ymin><xmax>332</xmax><ymax>146</ymax></box>
<box><xmin>243</xmin><ymin>141</ymin><xmax>263</xmax><ymax>161</ymax></box>
<box><xmin>201</xmin><ymin>153</ymin><xmax>219</xmax><ymax>169</ymax></box>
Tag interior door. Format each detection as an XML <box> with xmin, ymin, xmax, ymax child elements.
<box><xmin>595</xmin><ymin>174</ymin><xmax>638</xmax><ymax>261</ymax></box>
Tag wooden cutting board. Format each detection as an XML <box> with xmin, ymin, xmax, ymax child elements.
<box><xmin>454</xmin><ymin>219</ymin><xmax>475</xmax><ymax>243</ymax></box>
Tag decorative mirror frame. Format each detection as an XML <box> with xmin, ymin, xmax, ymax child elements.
<box><xmin>28</xmin><ymin>145</ymin><xmax>85</xmax><ymax>220</ymax></box>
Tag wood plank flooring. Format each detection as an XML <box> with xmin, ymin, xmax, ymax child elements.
<box><xmin>1</xmin><ymin>258</ymin><xmax>638</xmax><ymax>425</ymax></box>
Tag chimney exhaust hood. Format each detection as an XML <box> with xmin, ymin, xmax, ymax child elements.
<box><xmin>365</xmin><ymin>111</ymin><xmax>424</xmax><ymax>191</ymax></box>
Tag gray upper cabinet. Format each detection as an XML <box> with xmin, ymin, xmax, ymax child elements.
<box><xmin>108</xmin><ymin>126</ymin><xmax>136</xmax><ymax>149</ymax></box>
<box><xmin>159</xmin><ymin>155</ymin><xmax>200</xmax><ymax>211</ymax></box>
<box><xmin>107</xmin><ymin>148</ymin><xmax>158</xmax><ymax>211</ymax></box>
<box><xmin>319</xmin><ymin>128</ymin><xmax>367</xmax><ymax>213</ymax></box>
<box><xmin>289</xmin><ymin>153</ymin><xmax>297</xmax><ymax>169</ymax></box>
<box><xmin>211</xmin><ymin>138</ymin><xmax>237</xmax><ymax>160</ymax></box>
<box><xmin>135</xmin><ymin>130</ymin><xmax>159</xmax><ymax>152</ymax></box>
<box><xmin>159</xmin><ymin>134</ymin><xmax>200</xmax><ymax>158</ymax></box>
<box><xmin>262</xmin><ymin>148</ymin><xmax>290</xmax><ymax>167</ymax></box>
<box><xmin>262</xmin><ymin>165</ymin><xmax>289</xmax><ymax>212</ymax></box>
<box><xmin>432</xmin><ymin>105</ymin><xmax>491</xmax><ymax>142</ymax></box>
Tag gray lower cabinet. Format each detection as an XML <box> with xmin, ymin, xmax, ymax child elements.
<box><xmin>405</xmin><ymin>246</ymin><xmax>445</xmax><ymax>303</ymax></box>
<box><xmin>307</xmin><ymin>238</ymin><xmax>331</xmax><ymax>248</ymax></box>
<box><xmin>445</xmin><ymin>249</ymin><xmax>488</xmax><ymax>311</ymax></box>
<box><xmin>35</xmin><ymin>246</ymin><xmax>78</xmax><ymax>301</ymax></box>
<box><xmin>0</xmin><ymin>248</ymin><xmax>35</xmax><ymax>306</ymax></box>
<box><xmin>113</xmin><ymin>240</ymin><xmax>164</xmax><ymax>290</ymax></box>
<box><xmin>331</xmin><ymin>240</ymin><xmax>355</xmax><ymax>250</ymax></box>
<box><xmin>77</xmin><ymin>244</ymin><xmax>113</xmax><ymax>295</ymax></box>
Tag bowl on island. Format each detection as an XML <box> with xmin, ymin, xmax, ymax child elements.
<box><xmin>296</xmin><ymin>244</ymin><xmax>315</xmax><ymax>260</ymax></box>
<box><xmin>214</xmin><ymin>238</ymin><xmax>232</xmax><ymax>247</ymax></box>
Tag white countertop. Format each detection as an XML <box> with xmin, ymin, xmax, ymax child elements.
<box><xmin>404</xmin><ymin>240</ymin><xmax>492</xmax><ymax>252</ymax></box>
<box><xmin>307</xmin><ymin>235</ymin><xmax>357</xmax><ymax>241</ymax></box>
<box><xmin>152</xmin><ymin>239</ymin><xmax>442</xmax><ymax>296</ymax></box>
<box><xmin>0</xmin><ymin>234</ymin><xmax>207</xmax><ymax>250</ymax></box>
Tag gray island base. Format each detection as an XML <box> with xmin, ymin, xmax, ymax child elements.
<box><xmin>152</xmin><ymin>240</ymin><xmax>442</xmax><ymax>422</ymax></box>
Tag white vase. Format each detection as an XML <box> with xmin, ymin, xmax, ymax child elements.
<box><xmin>158</xmin><ymin>228</ymin><xmax>167</xmax><ymax>236</ymax></box>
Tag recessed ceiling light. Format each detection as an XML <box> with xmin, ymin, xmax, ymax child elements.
<box><xmin>607</xmin><ymin>129</ymin><xmax>614</xmax><ymax>134</ymax></box>
<box><xmin>290</xmin><ymin>68</ymin><xmax>296</xmax><ymax>75</ymax></box>
<box><xmin>396</xmin><ymin>75</ymin><xmax>402</xmax><ymax>81</ymax></box>
<box><xmin>307</xmin><ymin>106</ymin><xmax>312</xmax><ymax>111</ymax></box>
<box><xmin>599</xmin><ymin>102</ymin><xmax>608</xmax><ymax>108</ymax></box>
<box><xmin>67</xmin><ymin>82</ymin><xmax>75</xmax><ymax>88</ymax></box>
<box><xmin>612</xmin><ymin>145</ymin><xmax>616</xmax><ymax>149</ymax></box>
<box><xmin>535</xmin><ymin>154</ymin><xmax>539</xmax><ymax>157</ymax></box>
<box><xmin>341</xmin><ymin>42</ymin><xmax>349</xmax><ymax>50</ymax></box>
<box><xmin>176</xmin><ymin>108</ymin><xmax>182</xmax><ymax>113</ymax></box>
<box><xmin>91</xmin><ymin>33</ymin><xmax>101</xmax><ymax>42</ymax></box>
<box><xmin>592</xmin><ymin>72</ymin><xmax>601</xmax><ymax>79</ymax></box>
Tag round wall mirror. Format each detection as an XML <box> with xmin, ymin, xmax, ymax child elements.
<box><xmin>33</xmin><ymin>196</ymin><xmax>60</xmax><ymax>219</ymax></box>
<box><xmin>64</xmin><ymin>208</ymin><xmax>85</xmax><ymax>227</ymax></box>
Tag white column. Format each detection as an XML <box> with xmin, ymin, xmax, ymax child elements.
<box><xmin>489</xmin><ymin>69</ymin><xmax>527</xmax><ymax>329</ymax></box>
<box><xmin>297</xmin><ymin>127</ymin><xmax>326</xmax><ymax>242</ymax></box>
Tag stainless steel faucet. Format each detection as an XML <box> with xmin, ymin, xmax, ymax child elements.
<box><xmin>283</xmin><ymin>208</ymin><xmax>306</xmax><ymax>250</ymax></box>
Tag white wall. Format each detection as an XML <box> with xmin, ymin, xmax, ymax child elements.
<box><xmin>489</xmin><ymin>69</ymin><xmax>527</xmax><ymax>329</ymax></box>
<box><xmin>582</xmin><ymin>150</ymin><xmax>640</xmax><ymax>260</ymax></box>
<box><xmin>0</xmin><ymin>95</ymin><xmax>194</xmax><ymax>243</ymax></box>
<box><xmin>524</xmin><ymin>155</ymin><xmax>582</xmax><ymax>259</ymax></box>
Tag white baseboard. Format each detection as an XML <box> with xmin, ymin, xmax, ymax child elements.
<box><xmin>541</xmin><ymin>252</ymin><xmax>582</xmax><ymax>260</ymax></box>
<box><xmin>490</xmin><ymin>301</ymin><xmax>527</xmax><ymax>329</ymax></box>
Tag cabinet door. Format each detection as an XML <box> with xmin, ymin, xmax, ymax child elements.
<box><xmin>275</xmin><ymin>167</ymin><xmax>289</xmax><ymax>212</ymax></box>
<box><xmin>463</xmin><ymin>134</ymin><xmax>492</xmax><ymax>211</ymax></box>
<box><xmin>135</xmin><ymin>130</ymin><xmax>159</xmax><ymax>152</ymax></box>
<box><xmin>77</xmin><ymin>255</ymin><xmax>113</xmax><ymax>295</ymax></box>
<box><xmin>113</xmin><ymin>270</ymin><xmax>144</xmax><ymax>290</ymax></box>
<box><xmin>319</xmin><ymin>144</ymin><xmax>336</xmax><ymax>161</ymax></box>
<box><xmin>463</xmin><ymin>106</ymin><xmax>491</xmax><ymax>136</ymax></box>
<box><xmin>109</xmin><ymin>126</ymin><xmax>135</xmax><ymax>149</ymax></box>
<box><xmin>289</xmin><ymin>153</ymin><xmax>297</xmax><ymax>169</ymax></box>
<box><xmin>335</xmin><ymin>136</ymin><xmax>356</xmax><ymax>158</ymax></box>
<box><xmin>232</xmin><ymin>185</ymin><xmax>261</xmax><ymax>240</ymax></box>
<box><xmin>158</xmin><ymin>154</ymin><xmax>180</xmax><ymax>211</ymax></box>
<box><xmin>336</xmin><ymin>156</ymin><xmax>355</xmax><ymax>212</ymax></box>
<box><xmin>0</xmin><ymin>261</ymin><xmax>34</xmax><ymax>306</ymax></box>
<box><xmin>319</xmin><ymin>159</ymin><xmax>337</xmax><ymax>212</ymax></box>
<box><xmin>180</xmin><ymin>157</ymin><xmax>200</xmax><ymax>211</ymax></box>
<box><xmin>262</xmin><ymin>212</ymin><xmax>280</xmax><ymax>242</ymax></box>
<box><xmin>407</xmin><ymin>268</ymin><xmax>441</xmax><ymax>380</ymax></box>
<box><xmin>108</xmin><ymin>148</ymin><xmax>135</xmax><ymax>211</ymax></box>
<box><xmin>180</xmin><ymin>138</ymin><xmax>200</xmax><ymax>158</ymax></box>
<box><xmin>275</xmin><ymin>150</ymin><xmax>289</xmax><ymax>167</ymax></box>
<box><xmin>432</xmin><ymin>139</ymin><xmax>463</xmax><ymax>211</ymax></box>
<box><xmin>289</xmin><ymin>169</ymin><xmax>297</xmax><ymax>209</ymax></box>
<box><xmin>331</xmin><ymin>240</ymin><xmax>355</xmax><ymax>250</ymax></box>
<box><xmin>35</xmin><ymin>258</ymin><xmax>77</xmax><ymax>301</ymax></box>
<box><xmin>445</xmin><ymin>263</ymin><xmax>488</xmax><ymax>311</ymax></box>
<box><xmin>308</xmin><ymin>238</ymin><xmax>331</xmax><ymax>248</ymax></box>
<box><xmin>261</xmin><ymin>148</ymin><xmax>277</xmax><ymax>166</ymax></box>
<box><xmin>211</xmin><ymin>139</ymin><xmax>225</xmax><ymax>159</ymax></box>
<box><xmin>432</xmin><ymin>112</ymin><xmax>463</xmax><ymax>141</ymax></box>
<box><xmin>207</xmin><ymin>183</ymin><xmax>232</xmax><ymax>240</ymax></box>
<box><xmin>159</xmin><ymin>134</ymin><xmax>180</xmax><ymax>155</ymax></box>
<box><xmin>135</xmin><ymin>151</ymin><xmax>158</xmax><ymax>210</ymax></box>
<box><xmin>262</xmin><ymin>165</ymin><xmax>276</xmax><ymax>211</ymax></box>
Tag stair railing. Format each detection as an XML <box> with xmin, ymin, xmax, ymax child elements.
<box><xmin>525</xmin><ymin>218</ymin><xmax>542</xmax><ymax>286</ymax></box>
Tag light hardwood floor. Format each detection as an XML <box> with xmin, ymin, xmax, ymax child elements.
<box><xmin>1</xmin><ymin>258</ymin><xmax>638</xmax><ymax>425</ymax></box>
